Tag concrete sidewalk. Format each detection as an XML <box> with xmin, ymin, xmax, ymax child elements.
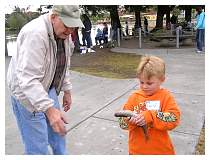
<box><xmin>5</xmin><ymin>48</ymin><xmax>205</xmax><ymax>155</ymax></box>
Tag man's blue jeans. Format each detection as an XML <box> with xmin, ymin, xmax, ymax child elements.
<box><xmin>196</xmin><ymin>29</ymin><xmax>205</xmax><ymax>51</ymax></box>
<box><xmin>11</xmin><ymin>87</ymin><xmax>67</xmax><ymax>155</ymax></box>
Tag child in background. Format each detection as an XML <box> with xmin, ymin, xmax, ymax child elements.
<box><xmin>119</xmin><ymin>55</ymin><xmax>181</xmax><ymax>155</ymax></box>
<box><xmin>102</xmin><ymin>22</ymin><xmax>109</xmax><ymax>44</ymax></box>
<box><xmin>95</xmin><ymin>27</ymin><xmax>103</xmax><ymax>46</ymax></box>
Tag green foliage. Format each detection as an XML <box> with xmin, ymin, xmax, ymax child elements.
<box><xmin>7</xmin><ymin>12</ymin><xmax>28</xmax><ymax>30</ymax></box>
<box><xmin>90</xmin><ymin>14</ymin><xmax>110</xmax><ymax>23</ymax></box>
<box><xmin>172</xmin><ymin>6</ymin><xmax>181</xmax><ymax>16</ymax></box>
<box><xmin>81</xmin><ymin>5</ymin><xmax>110</xmax><ymax>23</ymax></box>
<box><xmin>6</xmin><ymin>6</ymin><xmax>40</xmax><ymax>32</ymax></box>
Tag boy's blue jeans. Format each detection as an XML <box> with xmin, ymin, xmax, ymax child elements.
<box><xmin>11</xmin><ymin>87</ymin><xmax>67</xmax><ymax>155</ymax></box>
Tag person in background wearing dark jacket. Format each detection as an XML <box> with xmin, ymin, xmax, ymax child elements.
<box><xmin>170</xmin><ymin>14</ymin><xmax>177</xmax><ymax>34</ymax></box>
<box><xmin>102</xmin><ymin>22</ymin><xmax>109</xmax><ymax>45</ymax></box>
<box><xmin>125</xmin><ymin>20</ymin><xmax>129</xmax><ymax>36</ymax></box>
<box><xmin>71</xmin><ymin>27</ymin><xmax>80</xmax><ymax>53</ymax></box>
<box><xmin>144</xmin><ymin>17</ymin><xmax>148</xmax><ymax>35</ymax></box>
<box><xmin>81</xmin><ymin>14</ymin><xmax>95</xmax><ymax>53</ymax></box>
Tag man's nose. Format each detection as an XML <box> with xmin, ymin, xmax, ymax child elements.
<box><xmin>65</xmin><ymin>28</ymin><xmax>74</xmax><ymax>35</ymax></box>
<box><xmin>64</xmin><ymin>28</ymin><xmax>71</xmax><ymax>35</ymax></box>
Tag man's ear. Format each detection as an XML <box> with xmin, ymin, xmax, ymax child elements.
<box><xmin>50</xmin><ymin>14</ymin><xmax>57</xmax><ymax>22</ymax></box>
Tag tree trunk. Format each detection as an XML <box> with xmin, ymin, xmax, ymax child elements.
<box><xmin>185</xmin><ymin>6</ymin><xmax>192</xmax><ymax>22</ymax></box>
<box><xmin>166</xmin><ymin>9</ymin><xmax>171</xmax><ymax>29</ymax></box>
<box><xmin>109</xmin><ymin>5</ymin><xmax>121</xmax><ymax>29</ymax></box>
<box><xmin>109</xmin><ymin>5</ymin><xmax>121</xmax><ymax>40</ymax></box>
<box><xmin>155</xmin><ymin>5</ymin><xmax>165</xmax><ymax>30</ymax></box>
<box><xmin>134</xmin><ymin>10</ymin><xmax>141</xmax><ymax>29</ymax></box>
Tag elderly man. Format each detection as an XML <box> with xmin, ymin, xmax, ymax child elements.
<box><xmin>7</xmin><ymin>5</ymin><xmax>84</xmax><ymax>155</ymax></box>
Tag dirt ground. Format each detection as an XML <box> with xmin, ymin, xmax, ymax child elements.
<box><xmin>71</xmin><ymin>47</ymin><xmax>142</xmax><ymax>79</ymax></box>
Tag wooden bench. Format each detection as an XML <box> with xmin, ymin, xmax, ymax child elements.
<box><xmin>151</xmin><ymin>34</ymin><xmax>195</xmax><ymax>47</ymax></box>
<box><xmin>154</xmin><ymin>34</ymin><xmax>195</xmax><ymax>40</ymax></box>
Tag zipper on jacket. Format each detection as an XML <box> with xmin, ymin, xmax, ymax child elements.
<box><xmin>43</xmin><ymin>15</ymin><xmax>57</xmax><ymax>92</ymax></box>
<box><xmin>46</xmin><ymin>35</ymin><xmax>57</xmax><ymax>92</ymax></box>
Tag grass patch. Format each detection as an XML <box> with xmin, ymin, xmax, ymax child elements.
<box><xmin>195</xmin><ymin>123</ymin><xmax>205</xmax><ymax>155</ymax></box>
<box><xmin>71</xmin><ymin>48</ymin><xmax>142</xmax><ymax>79</ymax></box>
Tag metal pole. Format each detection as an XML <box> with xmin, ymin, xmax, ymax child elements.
<box><xmin>176</xmin><ymin>27</ymin><xmax>179</xmax><ymax>48</ymax></box>
<box><xmin>144</xmin><ymin>27</ymin><xmax>146</xmax><ymax>37</ymax></box>
<box><xmin>121</xmin><ymin>28</ymin><xmax>123</xmax><ymax>40</ymax></box>
<box><xmin>5</xmin><ymin>37</ymin><xmax>8</xmax><ymax>56</ymax></box>
<box><xmin>117</xmin><ymin>28</ymin><xmax>120</xmax><ymax>47</ymax></box>
<box><xmin>139</xmin><ymin>28</ymin><xmax>141</xmax><ymax>48</ymax></box>
<box><xmin>110</xmin><ymin>28</ymin><xmax>113</xmax><ymax>42</ymax></box>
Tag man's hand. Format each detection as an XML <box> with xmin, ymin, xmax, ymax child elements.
<box><xmin>63</xmin><ymin>90</ymin><xmax>72</xmax><ymax>112</ymax></box>
<box><xmin>46</xmin><ymin>107</ymin><xmax>68</xmax><ymax>136</ymax></box>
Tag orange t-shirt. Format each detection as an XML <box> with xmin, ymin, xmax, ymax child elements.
<box><xmin>123</xmin><ymin>88</ymin><xmax>180</xmax><ymax>155</ymax></box>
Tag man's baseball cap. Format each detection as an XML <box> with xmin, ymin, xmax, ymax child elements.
<box><xmin>52</xmin><ymin>5</ymin><xmax>84</xmax><ymax>28</ymax></box>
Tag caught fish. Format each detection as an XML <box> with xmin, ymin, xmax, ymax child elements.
<box><xmin>114</xmin><ymin>110</ymin><xmax>148</xmax><ymax>140</ymax></box>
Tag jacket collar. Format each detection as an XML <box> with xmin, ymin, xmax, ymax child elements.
<box><xmin>42</xmin><ymin>13</ymin><xmax>55</xmax><ymax>42</ymax></box>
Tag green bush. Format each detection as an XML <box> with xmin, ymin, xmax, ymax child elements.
<box><xmin>7</xmin><ymin>12</ymin><xmax>28</xmax><ymax>31</ymax></box>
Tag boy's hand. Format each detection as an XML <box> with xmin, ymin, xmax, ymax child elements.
<box><xmin>135</xmin><ymin>112</ymin><xmax>146</xmax><ymax>126</ymax></box>
<box><xmin>128</xmin><ymin>111</ymin><xmax>138</xmax><ymax>124</ymax></box>
<box><xmin>129</xmin><ymin>112</ymin><xmax>146</xmax><ymax>126</ymax></box>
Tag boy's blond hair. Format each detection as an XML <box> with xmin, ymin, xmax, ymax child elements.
<box><xmin>137</xmin><ymin>55</ymin><xmax>165</xmax><ymax>80</ymax></box>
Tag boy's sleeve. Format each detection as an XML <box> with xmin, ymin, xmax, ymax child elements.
<box><xmin>142</xmin><ymin>93</ymin><xmax>180</xmax><ymax>131</ymax></box>
<box><xmin>118</xmin><ymin>117</ymin><xmax>129</xmax><ymax>130</ymax></box>
<box><xmin>118</xmin><ymin>94</ymin><xmax>135</xmax><ymax>130</ymax></box>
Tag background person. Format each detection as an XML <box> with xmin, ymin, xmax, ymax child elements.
<box><xmin>125</xmin><ymin>20</ymin><xmax>129</xmax><ymax>36</ymax></box>
<box><xmin>170</xmin><ymin>14</ymin><xmax>177</xmax><ymax>34</ymax></box>
<box><xmin>81</xmin><ymin>14</ymin><xmax>95</xmax><ymax>53</ymax></box>
<box><xmin>194</xmin><ymin>6</ymin><xmax>205</xmax><ymax>53</ymax></box>
<box><xmin>144</xmin><ymin>16</ymin><xmax>148</xmax><ymax>35</ymax></box>
<box><xmin>95</xmin><ymin>23</ymin><xmax>103</xmax><ymax>46</ymax></box>
<box><xmin>102</xmin><ymin>22</ymin><xmax>109</xmax><ymax>46</ymax></box>
<box><xmin>71</xmin><ymin>27</ymin><xmax>80</xmax><ymax>53</ymax></box>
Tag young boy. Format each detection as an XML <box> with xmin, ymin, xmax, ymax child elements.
<box><xmin>119</xmin><ymin>55</ymin><xmax>180</xmax><ymax>155</ymax></box>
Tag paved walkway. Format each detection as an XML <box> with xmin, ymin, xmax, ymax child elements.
<box><xmin>5</xmin><ymin>47</ymin><xmax>205</xmax><ymax>155</ymax></box>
